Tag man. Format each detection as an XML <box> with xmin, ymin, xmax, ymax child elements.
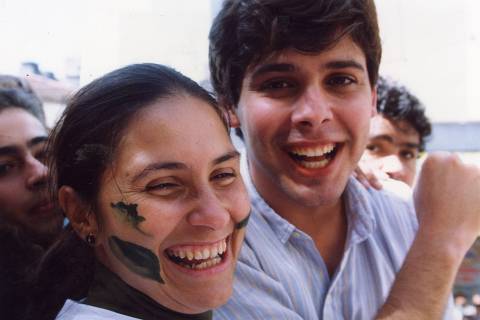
<box><xmin>360</xmin><ymin>76</ymin><xmax>431</xmax><ymax>187</ymax></box>
<box><xmin>209</xmin><ymin>0</ymin><xmax>480</xmax><ymax>319</ymax></box>
<box><xmin>0</xmin><ymin>87</ymin><xmax>63</xmax><ymax>319</ymax></box>
<box><xmin>0</xmin><ymin>88</ymin><xmax>62</xmax><ymax>247</ymax></box>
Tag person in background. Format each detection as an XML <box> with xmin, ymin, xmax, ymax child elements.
<box><xmin>359</xmin><ymin>76</ymin><xmax>431</xmax><ymax>187</ymax></box>
<box><xmin>0</xmin><ymin>87</ymin><xmax>63</xmax><ymax>319</ymax></box>
<box><xmin>209</xmin><ymin>0</ymin><xmax>480</xmax><ymax>318</ymax></box>
<box><xmin>0</xmin><ymin>74</ymin><xmax>45</xmax><ymax>123</ymax></box>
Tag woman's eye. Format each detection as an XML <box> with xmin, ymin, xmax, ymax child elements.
<box><xmin>146</xmin><ymin>182</ymin><xmax>181</xmax><ymax>196</ymax></box>
<box><xmin>211</xmin><ymin>171</ymin><xmax>236</xmax><ymax>186</ymax></box>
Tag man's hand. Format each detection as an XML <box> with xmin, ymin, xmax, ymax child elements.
<box><xmin>377</xmin><ymin>152</ymin><xmax>480</xmax><ymax>319</ymax></box>
<box><xmin>354</xmin><ymin>160</ymin><xmax>389</xmax><ymax>190</ymax></box>
<box><xmin>414</xmin><ymin>152</ymin><xmax>480</xmax><ymax>259</ymax></box>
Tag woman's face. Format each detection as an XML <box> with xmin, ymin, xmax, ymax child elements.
<box><xmin>94</xmin><ymin>95</ymin><xmax>250</xmax><ymax>313</ymax></box>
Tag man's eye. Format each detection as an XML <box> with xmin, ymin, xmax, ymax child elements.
<box><xmin>34</xmin><ymin>150</ymin><xmax>47</xmax><ymax>164</ymax></box>
<box><xmin>326</xmin><ymin>75</ymin><xmax>356</xmax><ymax>87</ymax></box>
<box><xmin>0</xmin><ymin>162</ymin><xmax>16</xmax><ymax>177</ymax></box>
<box><xmin>259</xmin><ymin>80</ymin><xmax>294</xmax><ymax>91</ymax></box>
<box><xmin>400</xmin><ymin>150</ymin><xmax>416</xmax><ymax>160</ymax></box>
<box><xmin>366</xmin><ymin>144</ymin><xmax>380</xmax><ymax>153</ymax></box>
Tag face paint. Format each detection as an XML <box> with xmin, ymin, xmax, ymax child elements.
<box><xmin>108</xmin><ymin>235</ymin><xmax>164</xmax><ymax>283</ymax></box>
<box><xmin>111</xmin><ymin>201</ymin><xmax>148</xmax><ymax>235</ymax></box>
<box><xmin>235</xmin><ymin>211</ymin><xmax>251</xmax><ymax>229</ymax></box>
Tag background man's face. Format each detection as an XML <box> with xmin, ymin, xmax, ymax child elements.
<box><xmin>362</xmin><ymin>115</ymin><xmax>421</xmax><ymax>186</ymax></box>
<box><xmin>0</xmin><ymin>108</ymin><xmax>62</xmax><ymax>244</ymax></box>
<box><xmin>234</xmin><ymin>36</ymin><xmax>376</xmax><ymax>210</ymax></box>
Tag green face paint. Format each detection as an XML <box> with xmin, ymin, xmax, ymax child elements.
<box><xmin>111</xmin><ymin>201</ymin><xmax>148</xmax><ymax>235</ymax></box>
<box><xmin>109</xmin><ymin>235</ymin><xmax>164</xmax><ymax>283</ymax></box>
<box><xmin>235</xmin><ymin>211</ymin><xmax>251</xmax><ymax>229</ymax></box>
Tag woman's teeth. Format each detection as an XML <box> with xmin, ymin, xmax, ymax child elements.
<box><xmin>166</xmin><ymin>238</ymin><xmax>227</xmax><ymax>270</ymax></box>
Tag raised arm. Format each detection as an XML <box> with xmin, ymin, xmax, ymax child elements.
<box><xmin>377</xmin><ymin>152</ymin><xmax>480</xmax><ymax>319</ymax></box>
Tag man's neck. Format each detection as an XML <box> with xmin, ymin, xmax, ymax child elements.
<box><xmin>251</xmin><ymin>172</ymin><xmax>348</xmax><ymax>276</ymax></box>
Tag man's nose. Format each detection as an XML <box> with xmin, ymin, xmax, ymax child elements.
<box><xmin>291</xmin><ymin>86</ymin><xmax>333</xmax><ymax>130</ymax></box>
<box><xmin>26</xmin><ymin>156</ymin><xmax>47</xmax><ymax>190</ymax></box>
<box><xmin>379</xmin><ymin>155</ymin><xmax>405</xmax><ymax>180</ymax></box>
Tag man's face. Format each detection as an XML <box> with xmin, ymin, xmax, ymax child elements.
<box><xmin>0</xmin><ymin>108</ymin><xmax>62</xmax><ymax>245</ymax></box>
<box><xmin>362</xmin><ymin>115</ymin><xmax>421</xmax><ymax>186</ymax></box>
<box><xmin>234</xmin><ymin>36</ymin><xmax>376</xmax><ymax>211</ymax></box>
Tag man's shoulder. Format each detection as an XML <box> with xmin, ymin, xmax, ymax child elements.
<box><xmin>349</xmin><ymin>178</ymin><xmax>414</xmax><ymax>214</ymax></box>
<box><xmin>346</xmin><ymin>178</ymin><xmax>417</xmax><ymax>235</ymax></box>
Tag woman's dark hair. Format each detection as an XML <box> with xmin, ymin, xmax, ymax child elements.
<box><xmin>28</xmin><ymin>63</ymin><xmax>226</xmax><ymax>320</ymax></box>
<box><xmin>209</xmin><ymin>0</ymin><xmax>382</xmax><ymax>108</ymax></box>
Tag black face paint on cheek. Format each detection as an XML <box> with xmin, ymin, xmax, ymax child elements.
<box><xmin>108</xmin><ymin>235</ymin><xmax>164</xmax><ymax>284</ymax></box>
<box><xmin>235</xmin><ymin>211</ymin><xmax>251</xmax><ymax>229</ymax></box>
<box><xmin>111</xmin><ymin>201</ymin><xmax>148</xmax><ymax>235</ymax></box>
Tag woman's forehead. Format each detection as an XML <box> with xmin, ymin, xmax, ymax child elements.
<box><xmin>110</xmin><ymin>97</ymin><xmax>233</xmax><ymax>177</ymax></box>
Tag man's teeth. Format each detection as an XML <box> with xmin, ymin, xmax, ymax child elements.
<box><xmin>301</xmin><ymin>159</ymin><xmax>329</xmax><ymax>169</ymax></box>
<box><xmin>167</xmin><ymin>238</ymin><xmax>227</xmax><ymax>270</ymax></box>
<box><xmin>289</xmin><ymin>144</ymin><xmax>336</xmax><ymax>169</ymax></box>
<box><xmin>291</xmin><ymin>143</ymin><xmax>335</xmax><ymax>157</ymax></box>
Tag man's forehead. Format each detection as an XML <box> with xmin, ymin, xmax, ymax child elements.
<box><xmin>370</xmin><ymin>116</ymin><xmax>420</xmax><ymax>145</ymax></box>
<box><xmin>246</xmin><ymin>37</ymin><xmax>367</xmax><ymax>76</ymax></box>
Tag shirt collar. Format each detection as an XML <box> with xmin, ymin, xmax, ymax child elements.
<box><xmin>240</xmin><ymin>151</ymin><xmax>296</xmax><ymax>244</ymax></box>
<box><xmin>343</xmin><ymin>177</ymin><xmax>377</xmax><ymax>246</ymax></box>
<box><xmin>240</xmin><ymin>149</ymin><xmax>376</xmax><ymax>246</ymax></box>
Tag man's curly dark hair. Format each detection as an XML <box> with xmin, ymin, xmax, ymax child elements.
<box><xmin>376</xmin><ymin>76</ymin><xmax>431</xmax><ymax>152</ymax></box>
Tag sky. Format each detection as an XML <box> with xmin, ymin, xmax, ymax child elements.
<box><xmin>0</xmin><ymin>0</ymin><xmax>84</xmax><ymax>77</ymax></box>
<box><xmin>1</xmin><ymin>0</ymin><xmax>480</xmax><ymax>122</ymax></box>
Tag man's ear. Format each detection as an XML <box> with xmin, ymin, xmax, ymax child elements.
<box><xmin>58</xmin><ymin>186</ymin><xmax>98</xmax><ymax>241</ymax></box>
<box><xmin>370</xmin><ymin>85</ymin><xmax>378</xmax><ymax>118</ymax></box>
<box><xmin>227</xmin><ymin>108</ymin><xmax>241</xmax><ymax>128</ymax></box>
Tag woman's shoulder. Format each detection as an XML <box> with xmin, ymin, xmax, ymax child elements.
<box><xmin>55</xmin><ymin>299</ymin><xmax>140</xmax><ymax>320</ymax></box>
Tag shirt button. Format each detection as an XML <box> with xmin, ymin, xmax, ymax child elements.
<box><xmin>292</xmin><ymin>231</ymin><xmax>301</xmax><ymax>238</ymax></box>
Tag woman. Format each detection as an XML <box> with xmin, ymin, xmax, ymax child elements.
<box><xmin>31</xmin><ymin>64</ymin><xmax>250</xmax><ymax>320</ymax></box>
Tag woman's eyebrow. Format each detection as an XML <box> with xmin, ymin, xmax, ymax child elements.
<box><xmin>131</xmin><ymin>162</ymin><xmax>187</xmax><ymax>183</ymax></box>
<box><xmin>131</xmin><ymin>150</ymin><xmax>240</xmax><ymax>184</ymax></box>
<box><xmin>212</xmin><ymin>150</ymin><xmax>240</xmax><ymax>166</ymax></box>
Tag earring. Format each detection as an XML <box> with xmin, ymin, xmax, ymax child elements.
<box><xmin>85</xmin><ymin>233</ymin><xmax>96</xmax><ymax>245</ymax></box>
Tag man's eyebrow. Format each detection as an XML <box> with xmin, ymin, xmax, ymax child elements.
<box><xmin>401</xmin><ymin>142</ymin><xmax>421</xmax><ymax>150</ymax></box>
<box><xmin>250</xmin><ymin>63</ymin><xmax>295</xmax><ymax>79</ymax></box>
<box><xmin>212</xmin><ymin>150</ymin><xmax>240</xmax><ymax>166</ymax></box>
<box><xmin>0</xmin><ymin>145</ymin><xmax>19</xmax><ymax>157</ymax></box>
<box><xmin>324</xmin><ymin>60</ymin><xmax>365</xmax><ymax>71</ymax></box>
<box><xmin>132</xmin><ymin>162</ymin><xmax>187</xmax><ymax>183</ymax></box>
<box><xmin>370</xmin><ymin>134</ymin><xmax>394</xmax><ymax>144</ymax></box>
<box><xmin>370</xmin><ymin>135</ymin><xmax>421</xmax><ymax>150</ymax></box>
<box><xmin>28</xmin><ymin>136</ymin><xmax>48</xmax><ymax>148</ymax></box>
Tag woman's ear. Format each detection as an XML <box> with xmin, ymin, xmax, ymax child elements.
<box><xmin>58</xmin><ymin>186</ymin><xmax>98</xmax><ymax>242</ymax></box>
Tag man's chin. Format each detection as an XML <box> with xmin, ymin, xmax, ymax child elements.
<box><xmin>24</xmin><ymin>216</ymin><xmax>64</xmax><ymax>248</ymax></box>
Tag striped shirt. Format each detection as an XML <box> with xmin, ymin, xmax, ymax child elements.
<box><xmin>215</xmin><ymin>167</ymin><xmax>454</xmax><ymax>319</ymax></box>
